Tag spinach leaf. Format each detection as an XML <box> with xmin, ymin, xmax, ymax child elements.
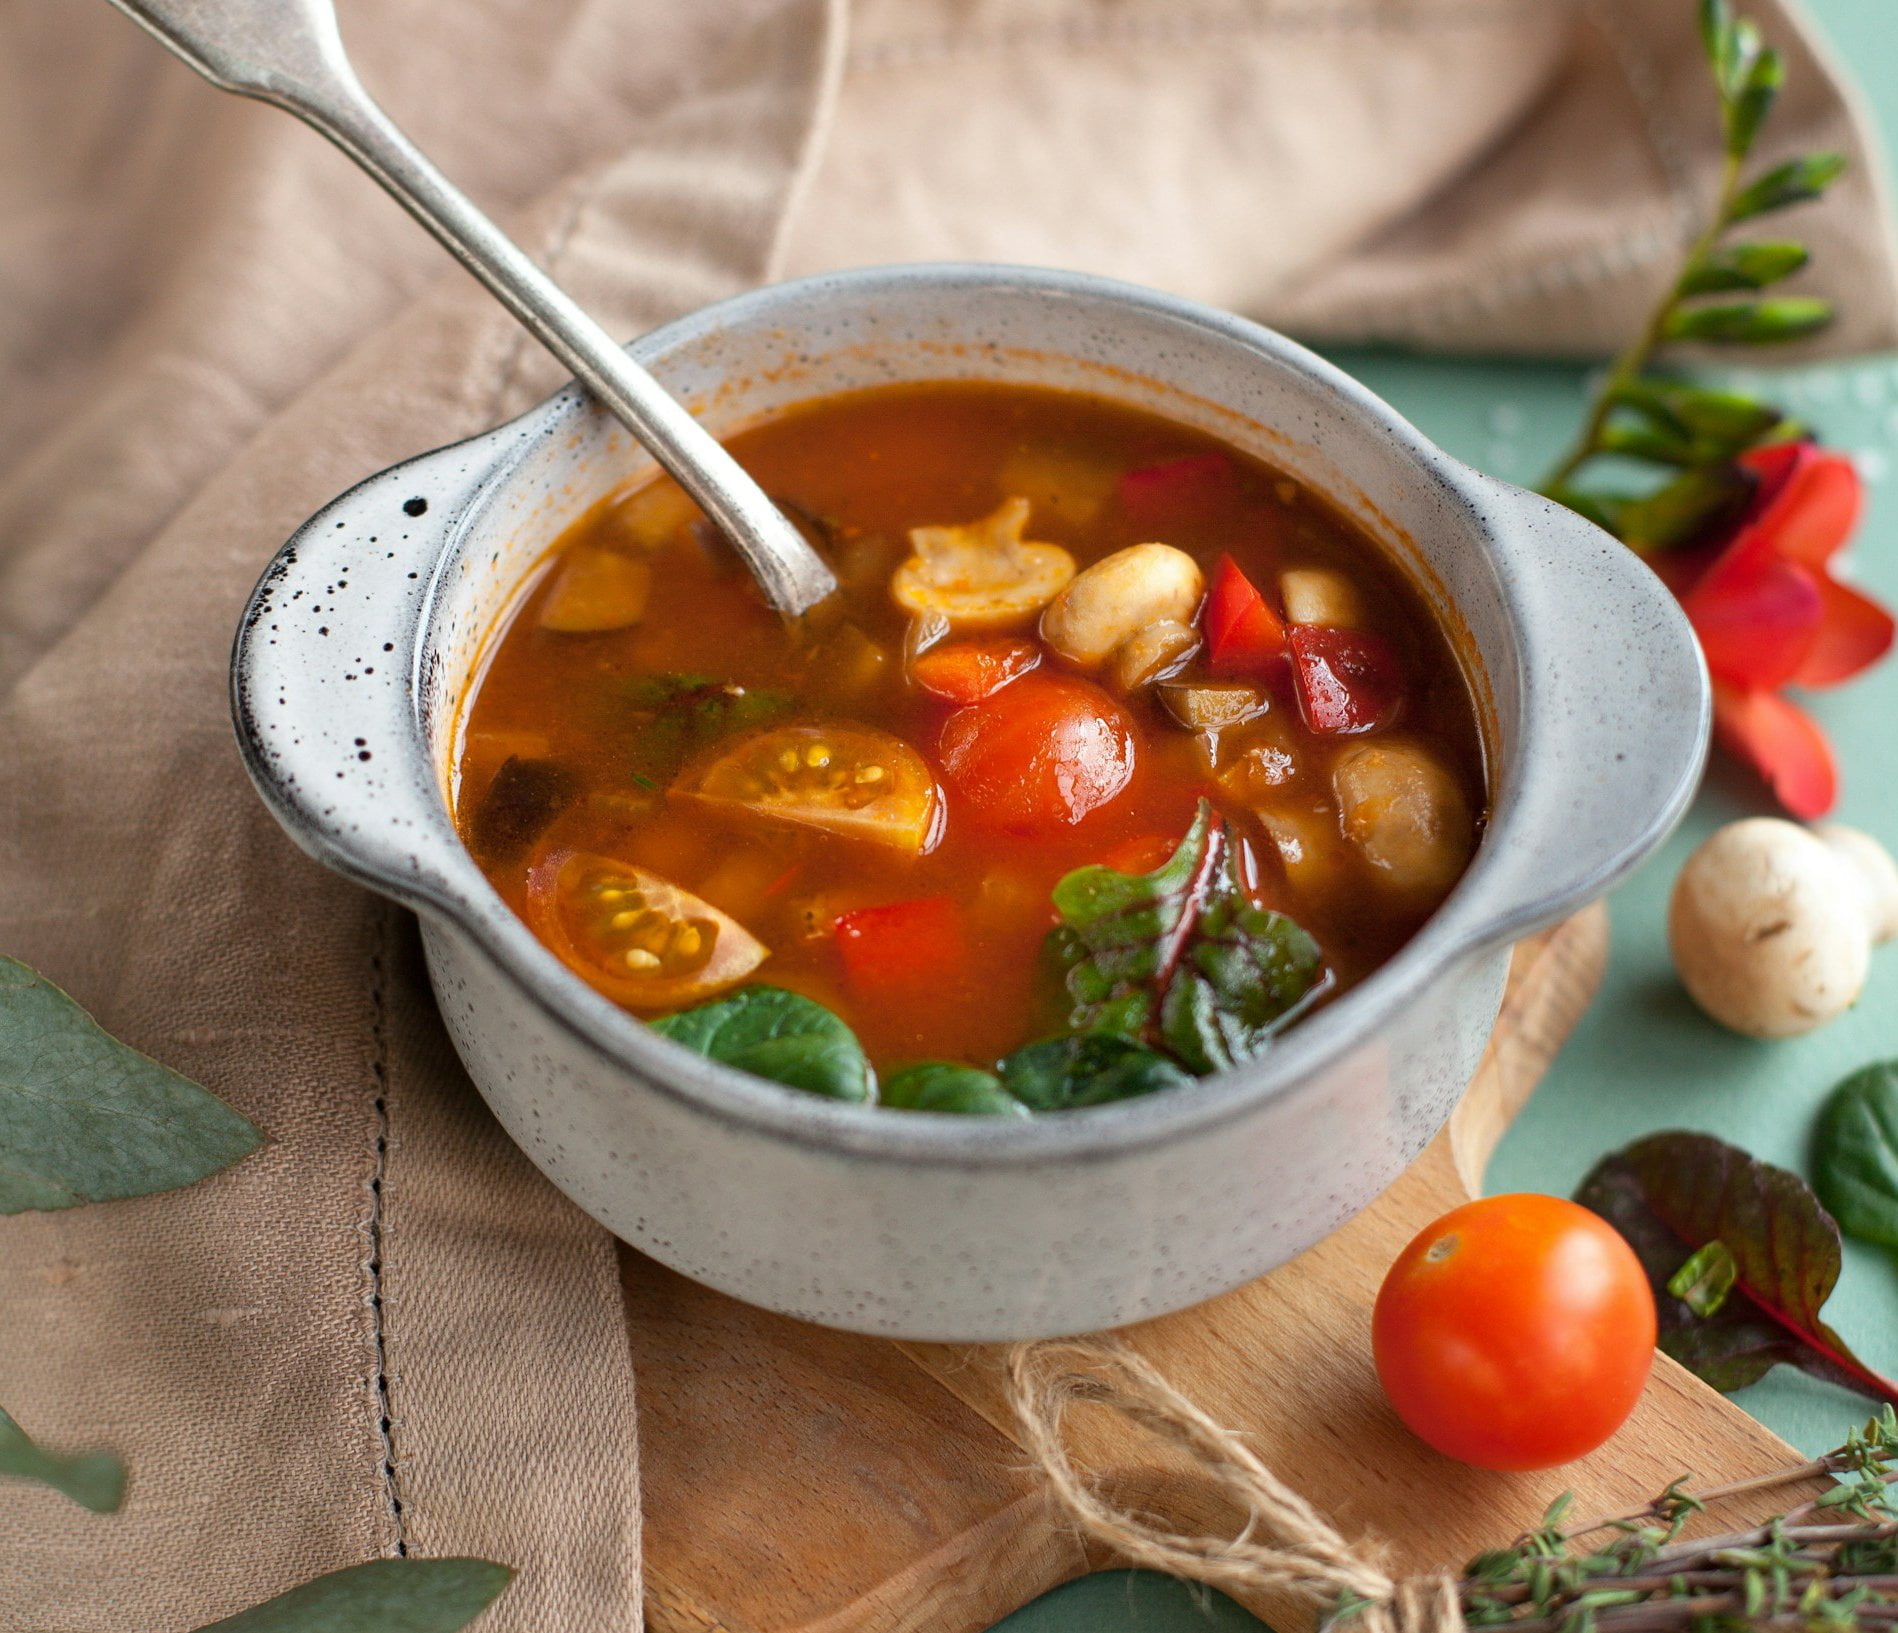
<box><xmin>650</xmin><ymin>986</ymin><xmax>873</xmax><ymax>1102</ymax></box>
<box><xmin>1814</xmin><ymin>1062</ymin><xmax>1898</xmax><ymax>1251</ymax></box>
<box><xmin>625</xmin><ymin>673</ymin><xmax>792</xmax><ymax>784</ymax></box>
<box><xmin>0</xmin><ymin>957</ymin><xmax>262</xmax><ymax>1213</ymax></box>
<box><xmin>1048</xmin><ymin>802</ymin><xmax>1327</xmax><ymax>1074</ymax></box>
<box><xmin>194</xmin><ymin>1558</ymin><xmax>512</xmax><ymax>1633</ymax></box>
<box><xmin>997</xmin><ymin>1035</ymin><xmax>1191</xmax><ymax>1110</ymax></box>
<box><xmin>1577</xmin><ymin>1130</ymin><xmax>1898</xmax><ymax>1403</ymax></box>
<box><xmin>881</xmin><ymin>1063</ymin><xmax>1029</xmax><ymax>1117</ymax></box>
<box><xmin>467</xmin><ymin>756</ymin><xmax>580</xmax><ymax>862</ymax></box>
<box><xmin>0</xmin><ymin>1406</ymin><xmax>124</xmax><ymax>1512</ymax></box>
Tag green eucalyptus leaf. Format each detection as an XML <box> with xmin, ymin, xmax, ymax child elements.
<box><xmin>1576</xmin><ymin>1131</ymin><xmax>1896</xmax><ymax>1402</ymax></box>
<box><xmin>1665</xmin><ymin>297</ymin><xmax>1834</xmax><ymax>345</ymax></box>
<box><xmin>0</xmin><ymin>1407</ymin><xmax>124</xmax><ymax>1512</ymax></box>
<box><xmin>0</xmin><ymin>957</ymin><xmax>262</xmax><ymax>1213</ymax></box>
<box><xmin>1727</xmin><ymin>44</ymin><xmax>1782</xmax><ymax>158</ymax></box>
<box><xmin>1814</xmin><ymin>1062</ymin><xmax>1898</xmax><ymax>1251</ymax></box>
<box><xmin>1727</xmin><ymin>152</ymin><xmax>1849</xmax><ymax>222</ymax></box>
<box><xmin>1047</xmin><ymin>802</ymin><xmax>1328</xmax><ymax>1074</ymax></box>
<box><xmin>1668</xmin><ymin>1240</ymin><xmax>1739</xmax><ymax>1317</ymax></box>
<box><xmin>194</xmin><ymin>1559</ymin><xmax>513</xmax><ymax>1633</ymax></box>
<box><xmin>650</xmin><ymin>987</ymin><xmax>873</xmax><ymax>1102</ymax></box>
<box><xmin>881</xmin><ymin>1062</ymin><xmax>1029</xmax><ymax>1117</ymax></box>
<box><xmin>1678</xmin><ymin>241</ymin><xmax>1810</xmax><ymax>297</ymax></box>
<box><xmin>997</xmin><ymin>1034</ymin><xmax>1192</xmax><ymax>1111</ymax></box>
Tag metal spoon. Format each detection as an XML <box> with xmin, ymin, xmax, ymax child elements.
<box><xmin>103</xmin><ymin>0</ymin><xmax>839</xmax><ymax>616</ymax></box>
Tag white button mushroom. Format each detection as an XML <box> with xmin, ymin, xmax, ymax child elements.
<box><xmin>893</xmin><ymin>497</ymin><xmax>1077</xmax><ymax>628</ymax></box>
<box><xmin>1040</xmin><ymin>543</ymin><xmax>1205</xmax><ymax>671</ymax></box>
<box><xmin>1667</xmin><ymin>818</ymin><xmax>1898</xmax><ymax>1038</ymax></box>
<box><xmin>1332</xmin><ymin>740</ymin><xmax>1474</xmax><ymax>893</ymax></box>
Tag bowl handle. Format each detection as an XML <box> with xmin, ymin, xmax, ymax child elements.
<box><xmin>1450</xmin><ymin>474</ymin><xmax>1711</xmax><ymax>950</ymax></box>
<box><xmin>231</xmin><ymin>433</ymin><xmax>508</xmax><ymax>925</ymax></box>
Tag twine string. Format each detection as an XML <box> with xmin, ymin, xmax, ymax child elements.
<box><xmin>1005</xmin><ymin>1339</ymin><xmax>1466</xmax><ymax>1633</ymax></box>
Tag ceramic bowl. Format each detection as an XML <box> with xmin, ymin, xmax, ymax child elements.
<box><xmin>232</xmin><ymin>264</ymin><xmax>1709</xmax><ymax>1341</ymax></box>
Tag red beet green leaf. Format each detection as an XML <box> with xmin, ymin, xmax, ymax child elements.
<box><xmin>1575</xmin><ymin>1130</ymin><xmax>1898</xmax><ymax>1404</ymax></box>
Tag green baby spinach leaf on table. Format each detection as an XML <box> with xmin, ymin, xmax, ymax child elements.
<box><xmin>650</xmin><ymin>986</ymin><xmax>873</xmax><ymax>1102</ymax></box>
<box><xmin>623</xmin><ymin>672</ymin><xmax>792</xmax><ymax>785</ymax></box>
<box><xmin>0</xmin><ymin>956</ymin><xmax>262</xmax><ymax>1212</ymax></box>
<box><xmin>1576</xmin><ymin>1130</ymin><xmax>1898</xmax><ymax>1405</ymax></box>
<box><xmin>997</xmin><ymin>1035</ymin><xmax>1191</xmax><ymax>1111</ymax></box>
<box><xmin>1814</xmin><ymin>1062</ymin><xmax>1898</xmax><ymax>1252</ymax></box>
<box><xmin>194</xmin><ymin>1558</ymin><xmax>512</xmax><ymax>1633</ymax></box>
<box><xmin>0</xmin><ymin>1406</ymin><xmax>124</xmax><ymax>1511</ymax></box>
<box><xmin>1048</xmin><ymin>801</ymin><xmax>1328</xmax><ymax>1075</ymax></box>
<box><xmin>881</xmin><ymin>1062</ymin><xmax>1029</xmax><ymax>1117</ymax></box>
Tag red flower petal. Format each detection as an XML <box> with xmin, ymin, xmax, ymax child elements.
<box><xmin>1681</xmin><ymin>551</ymin><xmax>1823</xmax><ymax>689</ymax></box>
<box><xmin>1794</xmin><ymin>576</ymin><xmax>1898</xmax><ymax>688</ymax></box>
<box><xmin>1740</xmin><ymin>442</ymin><xmax>1862</xmax><ymax>567</ymax></box>
<box><xmin>1712</xmin><ymin>683</ymin><xmax>1839</xmax><ymax>819</ymax></box>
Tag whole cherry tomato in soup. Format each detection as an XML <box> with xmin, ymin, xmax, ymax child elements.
<box><xmin>937</xmin><ymin>673</ymin><xmax>1135</xmax><ymax>834</ymax></box>
<box><xmin>1372</xmin><ymin>1193</ymin><xmax>1656</xmax><ymax>1470</ymax></box>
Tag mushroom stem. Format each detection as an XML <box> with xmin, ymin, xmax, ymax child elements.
<box><xmin>1814</xmin><ymin>823</ymin><xmax>1898</xmax><ymax>944</ymax></box>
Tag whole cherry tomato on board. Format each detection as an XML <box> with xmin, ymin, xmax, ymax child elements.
<box><xmin>1372</xmin><ymin>1193</ymin><xmax>1656</xmax><ymax>1471</ymax></box>
<box><xmin>937</xmin><ymin>673</ymin><xmax>1135</xmax><ymax>833</ymax></box>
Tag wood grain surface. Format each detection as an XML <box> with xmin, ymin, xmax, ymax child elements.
<box><xmin>625</xmin><ymin>905</ymin><xmax>1814</xmax><ymax>1633</ymax></box>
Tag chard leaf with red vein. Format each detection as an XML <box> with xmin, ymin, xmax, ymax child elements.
<box><xmin>1575</xmin><ymin>1130</ymin><xmax>1898</xmax><ymax>1404</ymax></box>
<box><xmin>1047</xmin><ymin>801</ymin><xmax>1329</xmax><ymax>1074</ymax></box>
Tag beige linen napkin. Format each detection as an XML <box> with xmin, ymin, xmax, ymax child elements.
<box><xmin>1</xmin><ymin>1</ymin><xmax>1891</xmax><ymax>1629</ymax></box>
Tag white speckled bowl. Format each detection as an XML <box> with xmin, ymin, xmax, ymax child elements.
<box><xmin>232</xmin><ymin>264</ymin><xmax>1708</xmax><ymax>1341</ymax></box>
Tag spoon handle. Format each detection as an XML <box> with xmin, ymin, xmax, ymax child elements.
<box><xmin>103</xmin><ymin>0</ymin><xmax>838</xmax><ymax>616</ymax></box>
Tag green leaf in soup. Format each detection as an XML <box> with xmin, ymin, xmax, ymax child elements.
<box><xmin>193</xmin><ymin>1558</ymin><xmax>513</xmax><ymax>1633</ymax></box>
<box><xmin>997</xmin><ymin>1034</ymin><xmax>1192</xmax><ymax>1111</ymax></box>
<box><xmin>0</xmin><ymin>1407</ymin><xmax>124</xmax><ymax>1512</ymax></box>
<box><xmin>623</xmin><ymin>672</ymin><xmax>794</xmax><ymax>785</ymax></box>
<box><xmin>1576</xmin><ymin>1131</ymin><xmax>1898</xmax><ymax>1403</ymax></box>
<box><xmin>881</xmin><ymin>1063</ymin><xmax>1029</xmax><ymax>1117</ymax></box>
<box><xmin>0</xmin><ymin>957</ymin><xmax>262</xmax><ymax>1213</ymax></box>
<box><xmin>1047</xmin><ymin>801</ymin><xmax>1328</xmax><ymax>1075</ymax></box>
<box><xmin>466</xmin><ymin>755</ymin><xmax>581</xmax><ymax>863</ymax></box>
<box><xmin>1814</xmin><ymin>1062</ymin><xmax>1898</xmax><ymax>1252</ymax></box>
<box><xmin>649</xmin><ymin>986</ymin><xmax>873</xmax><ymax>1103</ymax></box>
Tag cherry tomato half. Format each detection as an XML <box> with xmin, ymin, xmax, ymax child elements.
<box><xmin>937</xmin><ymin>673</ymin><xmax>1135</xmax><ymax>834</ymax></box>
<box><xmin>1372</xmin><ymin>1193</ymin><xmax>1656</xmax><ymax>1471</ymax></box>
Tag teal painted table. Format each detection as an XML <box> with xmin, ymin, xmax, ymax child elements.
<box><xmin>995</xmin><ymin>0</ymin><xmax>1898</xmax><ymax>1625</ymax></box>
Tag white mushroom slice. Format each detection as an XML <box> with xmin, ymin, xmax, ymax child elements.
<box><xmin>1280</xmin><ymin>566</ymin><xmax>1364</xmax><ymax>629</ymax></box>
<box><xmin>893</xmin><ymin>497</ymin><xmax>1076</xmax><ymax>628</ymax></box>
<box><xmin>1668</xmin><ymin>819</ymin><xmax>1898</xmax><ymax>1038</ymax></box>
<box><xmin>1110</xmin><ymin>618</ymin><xmax>1201</xmax><ymax>693</ymax></box>
<box><xmin>539</xmin><ymin>548</ymin><xmax>653</xmax><ymax>633</ymax></box>
<box><xmin>1332</xmin><ymin>741</ymin><xmax>1474</xmax><ymax>893</ymax></box>
<box><xmin>1041</xmin><ymin>543</ymin><xmax>1205</xmax><ymax>668</ymax></box>
<box><xmin>1253</xmin><ymin>803</ymin><xmax>1348</xmax><ymax>895</ymax></box>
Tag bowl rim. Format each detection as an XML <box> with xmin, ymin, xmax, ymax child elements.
<box><xmin>234</xmin><ymin>261</ymin><xmax>1708</xmax><ymax>1167</ymax></box>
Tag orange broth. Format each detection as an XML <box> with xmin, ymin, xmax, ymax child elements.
<box><xmin>454</xmin><ymin>382</ymin><xmax>1487</xmax><ymax>1083</ymax></box>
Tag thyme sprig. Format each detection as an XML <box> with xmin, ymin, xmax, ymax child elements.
<box><xmin>1324</xmin><ymin>1412</ymin><xmax>1898</xmax><ymax>1633</ymax></box>
<box><xmin>1539</xmin><ymin>0</ymin><xmax>1847</xmax><ymax>550</ymax></box>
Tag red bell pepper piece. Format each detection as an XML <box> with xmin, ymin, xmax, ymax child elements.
<box><xmin>1712</xmin><ymin>682</ymin><xmax>1838</xmax><ymax>821</ymax></box>
<box><xmin>910</xmin><ymin>638</ymin><xmax>1040</xmax><ymax>704</ymax></box>
<box><xmin>1203</xmin><ymin>554</ymin><xmax>1287</xmax><ymax>676</ymax></box>
<box><xmin>1289</xmin><ymin>625</ymin><xmax>1403</xmax><ymax>735</ymax></box>
<box><xmin>833</xmin><ymin>896</ymin><xmax>971</xmax><ymax>1003</ymax></box>
<box><xmin>1117</xmin><ymin>453</ymin><xmax>1238</xmax><ymax>526</ymax></box>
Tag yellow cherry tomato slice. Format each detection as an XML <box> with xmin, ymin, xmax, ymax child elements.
<box><xmin>678</xmin><ymin>724</ymin><xmax>941</xmax><ymax>854</ymax></box>
<box><xmin>525</xmin><ymin>850</ymin><xmax>767</xmax><ymax>1010</ymax></box>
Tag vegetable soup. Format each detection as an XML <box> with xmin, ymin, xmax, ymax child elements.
<box><xmin>454</xmin><ymin>382</ymin><xmax>1487</xmax><ymax>1113</ymax></box>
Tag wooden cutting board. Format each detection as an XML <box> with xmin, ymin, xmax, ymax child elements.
<box><xmin>623</xmin><ymin>905</ymin><xmax>1813</xmax><ymax>1633</ymax></box>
